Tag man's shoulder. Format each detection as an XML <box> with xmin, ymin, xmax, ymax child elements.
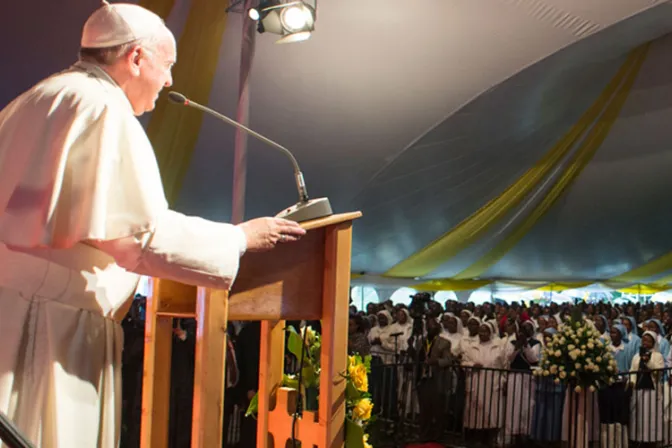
<box><xmin>4</xmin><ymin>66</ymin><xmax>124</xmax><ymax>121</ymax></box>
<box><xmin>31</xmin><ymin>69</ymin><xmax>112</xmax><ymax>113</ymax></box>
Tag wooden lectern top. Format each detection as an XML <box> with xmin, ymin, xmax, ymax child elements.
<box><xmin>299</xmin><ymin>211</ymin><xmax>362</xmax><ymax>231</ymax></box>
<box><xmin>149</xmin><ymin>212</ymin><xmax>361</xmax><ymax>321</ymax></box>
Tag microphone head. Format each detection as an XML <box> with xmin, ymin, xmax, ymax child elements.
<box><xmin>167</xmin><ymin>91</ymin><xmax>188</xmax><ymax>105</ymax></box>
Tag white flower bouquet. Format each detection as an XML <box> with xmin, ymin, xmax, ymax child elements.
<box><xmin>534</xmin><ymin>311</ymin><xmax>617</xmax><ymax>392</ymax></box>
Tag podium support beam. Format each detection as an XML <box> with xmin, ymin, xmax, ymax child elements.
<box><xmin>318</xmin><ymin>221</ymin><xmax>352</xmax><ymax>446</ymax></box>
<box><xmin>191</xmin><ymin>288</ymin><xmax>229</xmax><ymax>447</ymax></box>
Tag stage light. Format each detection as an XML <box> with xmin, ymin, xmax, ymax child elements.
<box><xmin>248</xmin><ymin>8</ymin><xmax>260</xmax><ymax>20</ymax></box>
<box><xmin>281</xmin><ymin>4</ymin><xmax>309</xmax><ymax>31</ymax></box>
<box><xmin>248</xmin><ymin>0</ymin><xmax>316</xmax><ymax>44</ymax></box>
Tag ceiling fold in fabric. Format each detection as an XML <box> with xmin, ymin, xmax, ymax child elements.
<box><xmin>456</xmin><ymin>44</ymin><xmax>649</xmax><ymax>279</ymax></box>
<box><xmin>609</xmin><ymin>250</ymin><xmax>672</xmax><ymax>284</ymax></box>
<box><xmin>384</xmin><ymin>45</ymin><xmax>646</xmax><ymax>279</ymax></box>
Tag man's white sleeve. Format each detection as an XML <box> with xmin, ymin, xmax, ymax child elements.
<box><xmin>89</xmin><ymin>209</ymin><xmax>247</xmax><ymax>290</ymax></box>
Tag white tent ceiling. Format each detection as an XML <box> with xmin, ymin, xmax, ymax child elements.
<box><xmin>3</xmin><ymin>0</ymin><xmax>672</xmax><ymax>288</ymax></box>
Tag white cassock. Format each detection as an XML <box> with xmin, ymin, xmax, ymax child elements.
<box><xmin>0</xmin><ymin>61</ymin><xmax>247</xmax><ymax>448</ymax></box>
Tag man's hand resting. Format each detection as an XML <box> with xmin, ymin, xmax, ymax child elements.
<box><xmin>238</xmin><ymin>217</ymin><xmax>306</xmax><ymax>252</ymax></box>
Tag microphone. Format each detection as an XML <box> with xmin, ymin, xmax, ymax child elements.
<box><xmin>167</xmin><ymin>91</ymin><xmax>333</xmax><ymax>222</ymax></box>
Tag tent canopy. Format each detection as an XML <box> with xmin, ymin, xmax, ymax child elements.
<box><xmin>3</xmin><ymin>0</ymin><xmax>672</xmax><ymax>290</ymax></box>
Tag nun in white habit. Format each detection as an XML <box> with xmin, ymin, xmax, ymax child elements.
<box><xmin>369</xmin><ymin>310</ymin><xmax>396</xmax><ymax>364</ymax></box>
<box><xmin>462</xmin><ymin>315</ymin><xmax>482</xmax><ymax>351</ymax></box>
<box><xmin>629</xmin><ymin>331</ymin><xmax>665</xmax><ymax>443</ymax></box>
<box><xmin>387</xmin><ymin>308</ymin><xmax>414</xmax><ymax>360</ymax></box>
<box><xmin>460</xmin><ymin>310</ymin><xmax>473</xmax><ymax>336</ymax></box>
<box><xmin>462</xmin><ymin>320</ymin><xmax>507</xmax><ymax>444</ymax></box>
<box><xmin>387</xmin><ymin>308</ymin><xmax>417</xmax><ymax>416</ymax></box>
<box><xmin>440</xmin><ymin>312</ymin><xmax>463</xmax><ymax>358</ymax></box>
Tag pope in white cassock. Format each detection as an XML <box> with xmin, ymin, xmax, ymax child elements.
<box><xmin>0</xmin><ymin>2</ymin><xmax>306</xmax><ymax>447</ymax></box>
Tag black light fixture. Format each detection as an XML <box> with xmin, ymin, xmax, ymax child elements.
<box><xmin>248</xmin><ymin>0</ymin><xmax>317</xmax><ymax>44</ymax></box>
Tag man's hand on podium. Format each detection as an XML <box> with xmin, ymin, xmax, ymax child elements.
<box><xmin>238</xmin><ymin>217</ymin><xmax>306</xmax><ymax>252</ymax></box>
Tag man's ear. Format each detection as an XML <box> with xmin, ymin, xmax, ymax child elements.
<box><xmin>126</xmin><ymin>45</ymin><xmax>143</xmax><ymax>75</ymax></box>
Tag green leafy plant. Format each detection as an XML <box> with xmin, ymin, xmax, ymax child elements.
<box><xmin>245</xmin><ymin>326</ymin><xmax>375</xmax><ymax>447</ymax></box>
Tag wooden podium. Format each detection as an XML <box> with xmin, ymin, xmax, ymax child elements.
<box><xmin>139</xmin><ymin>211</ymin><xmax>361</xmax><ymax>448</ymax></box>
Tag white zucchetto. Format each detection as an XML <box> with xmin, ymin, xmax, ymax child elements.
<box><xmin>81</xmin><ymin>1</ymin><xmax>165</xmax><ymax>49</ymax></box>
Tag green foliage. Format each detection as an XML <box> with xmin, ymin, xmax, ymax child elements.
<box><xmin>245</xmin><ymin>392</ymin><xmax>258</xmax><ymax>418</ymax></box>
<box><xmin>286</xmin><ymin>326</ymin><xmax>321</xmax><ymax>388</ymax></box>
<box><xmin>245</xmin><ymin>374</ymin><xmax>299</xmax><ymax>418</ymax></box>
<box><xmin>345</xmin><ymin>418</ymin><xmax>367</xmax><ymax>448</ymax></box>
<box><xmin>245</xmin><ymin>328</ymin><xmax>375</xmax><ymax>447</ymax></box>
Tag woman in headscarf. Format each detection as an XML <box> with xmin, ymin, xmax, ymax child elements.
<box><xmin>485</xmin><ymin>319</ymin><xmax>501</xmax><ymax>344</ymax></box>
<box><xmin>460</xmin><ymin>310</ymin><xmax>473</xmax><ymax>336</ymax></box>
<box><xmin>622</xmin><ymin>316</ymin><xmax>641</xmax><ymax>361</ymax></box>
<box><xmin>629</xmin><ymin>331</ymin><xmax>665</xmax><ymax>444</ymax></box>
<box><xmin>368</xmin><ymin>309</ymin><xmax>397</xmax><ymax>419</ymax></box>
<box><xmin>594</xmin><ymin>314</ymin><xmax>610</xmax><ymax>341</ymax></box>
<box><xmin>598</xmin><ymin>324</ymin><xmax>632</xmax><ymax>448</ymax></box>
<box><xmin>504</xmin><ymin>318</ymin><xmax>519</xmax><ymax>346</ymax></box>
<box><xmin>387</xmin><ymin>308</ymin><xmax>414</xmax><ymax>361</ymax></box>
<box><xmin>388</xmin><ymin>308</ymin><xmax>417</xmax><ymax>419</ymax></box>
<box><xmin>531</xmin><ymin>327</ymin><xmax>566</xmax><ymax>443</ymax></box>
<box><xmin>440</xmin><ymin>313</ymin><xmax>463</xmax><ymax>358</ymax></box>
<box><xmin>547</xmin><ymin>315</ymin><xmax>559</xmax><ymax>330</ymax></box>
<box><xmin>645</xmin><ymin>318</ymin><xmax>670</xmax><ymax>363</ymax></box>
<box><xmin>463</xmin><ymin>316</ymin><xmax>481</xmax><ymax>351</ymax></box>
<box><xmin>462</xmin><ymin>321</ymin><xmax>507</xmax><ymax>446</ymax></box>
<box><xmin>369</xmin><ymin>310</ymin><xmax>395</xmax><ymax>363</ymax></box>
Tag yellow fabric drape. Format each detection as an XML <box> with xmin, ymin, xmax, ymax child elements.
<box><xmin>142</xmin><ymin>0</ymin><xmax>230</xmax><ymax>205</ymax></box>
<box><xmin>138</xmin><ymin>0</ymin><xmax>176</xmax><ymax>19</ymax></box>
<box><xmin>455</xmin><ymin>44</ymin><xmax>649</xmax><ymax>280</ymax></box>
<box><xmin>608</xmin><ymin>284</ymin><xmax>670</xmax><ymax>294</ymax></box>
<box><xmin>510</xmin><ymin>281</ymin><xmax>593</xmax><ymax>292</ymax></box>
<box><xmin>384</xmin><ymin>50</ymin><xmax>642</xmax><ymax>279</ymax></box>
<box><xmin>609</xmin><ymin>250</ymin><xmax>672</xmax><ymax>284</ymax></box>
<box><xmin>410</xmin><ymin>279</ymin><xmax>670</xmax><ymax>294</ymax></box>
<box><xmin>412</xmin><ymin>278</ymin><xmax>491</xmax><ymax>292</ymax></box>
<box><xmin>411</xmin><ymin>279</ymin><xmax>594</xmax><ymax>292</ymax></box>
<box><xmin>651</xmin><ymin>273</ymin><xmax>672</xmax><ymax>289</ymax></box>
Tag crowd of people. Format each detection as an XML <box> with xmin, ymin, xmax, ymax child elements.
<box><xmin>117</xmin><ymin>291</ymin><xmax>672</xmax><ymax>447</ymax></box>
<box><xmin>347</xmin><ymin>293</ymin><xmax>672</xmax><ymax>447</ymax></box>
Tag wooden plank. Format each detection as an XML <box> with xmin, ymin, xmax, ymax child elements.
<box><xmin>318</xmin><ymin>222</ymin><xmax>353</xmax><ymax>447</ymax></box>
<box><xmin>256</xmin><ymin>320</ymin><xmax>286</xmax><ymax>448</ymax></box>
<box><xmin>140</xmin><ymin>278</ymin><xmax>174</xmax><ymax>448</ymax></box>
<box><xmin>228</xmin><ymin>228</ymin><xmax>325</xmax><ymax>321</ymax></box>
<box><xmin>155</xmin><ymin>279</ymin><xmax>198</xmax><ymax>317</ymax></box>
<box><xmin>191</xmin><ymin>287</ymin><xmax>229</xmax><ymax>448</ymax></box>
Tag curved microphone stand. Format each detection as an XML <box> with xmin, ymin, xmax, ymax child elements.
<box><xmin>0</xmin><ymin>412</ymin><xmax>35</xmax><ymax>448</ymax></box>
